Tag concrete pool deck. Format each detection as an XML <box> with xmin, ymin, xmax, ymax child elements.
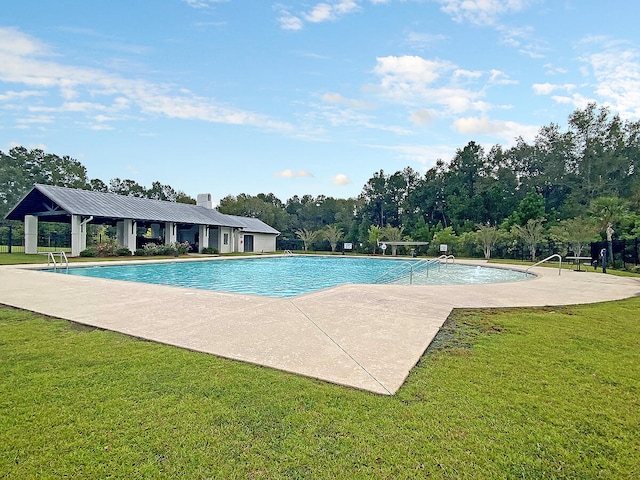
<box><xmin>1</xmin><ymin>258</ymin><xmax>639</xmax><ymax>395</ymax></box>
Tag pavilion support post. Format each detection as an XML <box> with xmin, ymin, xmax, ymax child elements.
<box><xmin>124</xmin><ymin>219</ymin><xmax>137</xmax><ymax>253</ymax></box>
<box><xmin>71</xmin><ymin>215</ymin><xmax>83</xmax><ymax>257</ymax></box>
<box><xmin>116</xmin><ymin>221</ymin><xmax>125</xmax><ymax>247</ymax></box>
<box><xmin>165</xmin><ymin>222</ymin><xmax>176</xmax><ymax>245</ymax></box>
<box><xmin>24</xmin><ymin>215</ymin><xmax>38</xmax><ymax>254</ymax></box>
<box><xmin>198</xmin><ymin>225</ymin><xmax>209</xmax><ymax>253</ymax></box>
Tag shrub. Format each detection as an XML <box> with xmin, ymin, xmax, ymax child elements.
<box><xmin>95</xmin><ymin>241</ymin><xmax>118</xmax><ymax>257</ymax></box>
<box><xmin>201</xmin><ymin>247</ymin><xmax>218</xmax><ymax>254</ymax></box>
<box><xmin>172</xmin><ymin>241</ymin><xmax>192</xmax><ymax>255</ymax></box>
<box><xmin>79</xmin><ymin>248</ymin><xmax>98</xmax><ymax>257</ymax></box>
<box><xmin>116</xmin><ymin>247</ymin><xmax>132</xmax><ymax>256</ymax></box>
<box><xmin>156</xmin><ymin>244</ymin><xmax>175</xmax><ymax>256</ymax></box>
<box><xmin>134</xmin><ymin>249</ymin><xmax>146</xmax><ymax>256</ymax></box>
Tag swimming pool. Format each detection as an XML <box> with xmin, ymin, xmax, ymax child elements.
<box><xmin>53</xmin><ymin>256</ymin><xmax>532</xmax><ymax>298</ymax></box>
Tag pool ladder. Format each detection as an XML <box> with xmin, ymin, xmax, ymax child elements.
<box><xmin>47</xmin><ymin>251</ymin><xmax>69</xmax><ymax>272</ymax></box>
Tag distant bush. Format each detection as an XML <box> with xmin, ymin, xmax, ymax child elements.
<box><xmin>79</xmin><ymin>248</ymin><xmax>98</xmax><ymax>257</ymax></box>
<box><xmin>116</xmin><ymin>247</ymin><xmax>132</xmax><ymax>256</ymax></box>
<box><xmin>134</xmin><ymin>249</ymin><xmax>146</xmax><ymax>256</ymax></box>
<box><xmin>201</xmin><ymin>247</ymin><xmax>218</xmax><ymax>254</ymax></box>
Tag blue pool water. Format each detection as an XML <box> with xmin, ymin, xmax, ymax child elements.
<box><xmin>54</xmin><ymin>256</ymin><xmax>531</xmax><ymax>298</ymax></box>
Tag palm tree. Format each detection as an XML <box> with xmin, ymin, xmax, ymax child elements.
<box><xmin>323</xmin><ymin>224</ymin><xmax>344</xmax><ymax>253</ymax></box>
<box><xmin>589</xmin><ymin>196</ymin><xmax>630</xmax><ymax>264</ymax></box>
<box><xmin>295</xmin><ymin>228</ymin><xmax>319</xmax><ymax>252</ymax></box>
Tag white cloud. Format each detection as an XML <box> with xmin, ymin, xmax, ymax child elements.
<box><xmin>404</xmin><ymin>31</ymin><xmax>447</xmax><ymax>51</ymax></box>
<box><xmin>0</xmin><ymin>27</ymin><xmax>294</xmax><ymax>132</ymax></box>
<box><xmin>532</xmin><ymin>82</ymin><xmax>576</xmax><ymax>95</ymax></box>
<box><xmin>333</xmin><ymin>173</ymin><xmax>351</xmax><ymax>185</ymax></box>
<box><xmin>488</xmin><ymin>69</ymin><xmax>517</xmax><ymax>85</ymax></box>
<box><xmin>551</xmin><ymin>93</ymin><xmax>595</xmax><ymax>109</ymax></box>
<box><xmin>273</xmin><ymin>169</ymin><xmax>314</xmax><ymax>178</ymax></box>
<box><xmin>0</xmin><ymin>90</ymin><xmax>45</xmax><ymax>101</ymax></box>
<box><xmin>182</xmin><ymin>0</ymin><xmax>227</xmax><ymax>8</ymax></box>
<box><xmin>7</xmin><ymin>141</ymin><xmax>47</xmax><ymax>150</ymax></box>
<box><xmin>409</xmin><ymin>109</ymin><xmax>436</xmax><ymax>126</ymax></box>
<box><xmin>279</xmin><ymin>0</ymin><xmax>362</xmax><ymax>30</ymax></box>
<box><xmin>544</xmin><ymin>64</ymin><xmax>568</xmax><ymax>75</ymax></box>
<box><xmin>17</xmin><ymin>115</ymin><xmax>55</xmax><ymax>124</ymax></box>
<box><xmin>436</xmin><ymin>0</ymin><xmax>537</xmax><ymax>26</ymax></box>
<box><xmin>367</xmin><ymin>143</ymin><xmax>457</xmax><ymax>168</ymax></box>
<box><xmin>305</xmin><ymin>1</ymin><xmax>360</xmax><ymax>22</ymax></box>
<box><xmin>452</xmin><ymin>116</ymin><xmax>538</xmax><ymax>143</ymax></box>
<box><xmin>321</xmin><ymin>92</ymin><xmax>375</xmax><ymax>109</ymax></box>
<box><xmin>371</xmin><ymin>55</ymin><xmax>517</xmax><ymax>117</ymax></box>
<box><xmin>581</xmin><ymin>46</ymin><xmax>640</xmax><ymax>118</ymax></box>
<box><xmin>374</xmin><ymin>55</ymin><xmax>454</xmax><ymax>86</ymax></box>
<box><xmin>308</xmin><ymin>99</ymin><xmax>412</xmax><ymax>135</ymax></box>
<box><xmin>278</xmin><ymin>10</ymin><xmax>304</xmax><ymax>30</ymax></box>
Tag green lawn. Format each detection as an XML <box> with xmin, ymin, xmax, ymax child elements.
<box><xmin>1</xmin><ymin>298</ymin><xmax>638</xmax><ymax>479</ymax></box>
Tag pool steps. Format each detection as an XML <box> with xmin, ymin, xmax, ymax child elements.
<box><xmin>374</xmin><ymin>255</ymin><xmax>455</xmax><ymax>285</ymax></box>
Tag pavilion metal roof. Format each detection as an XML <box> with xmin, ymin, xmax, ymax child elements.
<box><xmin>5</xmin><ymin>184</ymin><xmax>280</xmax><ymax>235</ymax></box>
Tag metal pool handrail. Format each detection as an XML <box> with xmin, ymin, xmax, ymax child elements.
<box><xmin>525</xmin><ymin>253</ymin><xmax>562</xmax><ymax>276</ymax></box>
<box><xmin>374</xmin><ymin>257</ymin><xmax>444</xmax><ymax>284</ymax></box>
<box><xmin>46</xmin><ymin>251</ymin><xmax>69</xmax><ymax>272</ymax></box>
<box><xmin>437</xmin><ymin>254</ymin><xmax>455</xmax><ymax>264</ymax></box>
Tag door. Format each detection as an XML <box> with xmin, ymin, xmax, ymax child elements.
<box><xmin>244</xmin><ymin>234</ymin><xmax>254</xmax><ymax>253</ymax></box>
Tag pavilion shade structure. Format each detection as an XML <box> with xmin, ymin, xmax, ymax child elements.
<box><xmin>5</xmin><ymin>184</ymin><xmax>277</xmax><ymax>234</ymax></box>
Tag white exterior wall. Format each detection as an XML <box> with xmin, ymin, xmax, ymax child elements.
<box><xmin>237</xmin><ymin>232</ymin><xmax>245</xmax><ymax>253</ymax></box>
<box><xmin>218</xmin><ymin>227</ymin><xmax>234</xmax><ymax>254</ymax></box>
<box><xmin>251</xmin><ymin>233</ymin><xmax>277</xmax><ymax>253</ymax></box>
<box><xmin>24</xmin><ymin>215</ymin><xmax>38</xmax><ymax>254</ymax></box>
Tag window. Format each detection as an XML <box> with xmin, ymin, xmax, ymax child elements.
<box><xmin>223</xmin><ymin>233</ymin><xmax>229</xmax><ymax>245</ymax></box>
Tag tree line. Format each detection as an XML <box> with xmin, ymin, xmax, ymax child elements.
<box><xmin>1</xmin><ymin>103</ymin><xmax>639</xmax><ymax>262</ymax></box>
<box><xmin>219</xmin><ymin>103</ymin><xmax>639</xmax><ymax>261</ymax></box>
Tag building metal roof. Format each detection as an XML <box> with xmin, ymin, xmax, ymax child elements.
<box><xmin>5</xmin><ymin>184</ymin><xmax>280</xmax><ymax>235</ymax></box>
<box><xmin>226</xmin><ymin>215</ymin><xmax>280</xmax><ymax>235</ymax></box>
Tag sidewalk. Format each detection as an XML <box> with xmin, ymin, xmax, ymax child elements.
<box><xmin>1</xmin><ymin>261</ymin><xmax>638</xmax><ymax>394</ymax></box>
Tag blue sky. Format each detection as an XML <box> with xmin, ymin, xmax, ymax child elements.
<box><xmin>2</xmin><ymin>1</ymin><xmax>639</xmax><ymax>204</ymax></box>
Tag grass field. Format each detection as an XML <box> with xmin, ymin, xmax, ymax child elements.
<box><xmin>1</xmin><ymin>296</ymin><xmax>639</xmax><ymax>478</ymax></box>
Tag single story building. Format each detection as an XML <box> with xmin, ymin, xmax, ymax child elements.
<box><xmin>5</xmin><ymin>184</ymin><xmax>280</xmax><ymax>256</ymax></box>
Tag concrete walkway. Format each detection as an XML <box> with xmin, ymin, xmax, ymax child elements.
<box><xmin>1</xmin><ymin>259</ymin><xmax>639</xmax><ymax>395</ymax></box>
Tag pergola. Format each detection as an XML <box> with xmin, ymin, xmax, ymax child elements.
<box><xmin>378</xmin><ymin>241</ymin><xmax>429</xmax><ymax>256</ymax></box>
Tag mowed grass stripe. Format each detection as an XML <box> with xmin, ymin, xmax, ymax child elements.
<box><xmin>1</xmin><ymin>298</ymin><xmax>638</xmax><ymax>479</ymax></box>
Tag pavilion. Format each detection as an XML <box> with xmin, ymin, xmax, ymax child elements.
<box><xmin>5</xmin><ymin>184</ymin><xmax>280</xmax><ymax>256</ymax></box>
